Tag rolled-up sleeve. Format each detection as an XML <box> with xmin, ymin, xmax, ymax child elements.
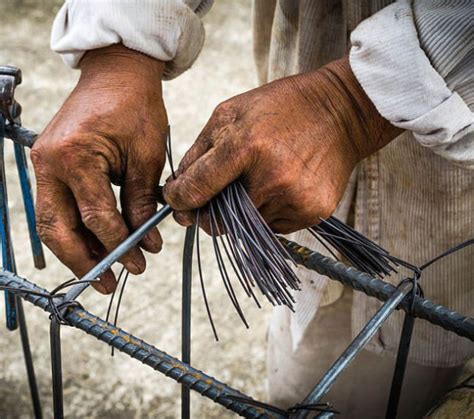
<box><xmin>51</xmin><ymin>0</ymin><xmax>214</xmax><ymax>80</ymax></box>
<box><xmin>349</xmin><ymin>0</ymin><xmax>474</xmax><ymax>168</ymax></box>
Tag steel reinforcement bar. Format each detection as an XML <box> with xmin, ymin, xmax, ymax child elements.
<box><xmin>279</xmin><ymin>237</ymin><xmax>474</xmax><ymax>341</ymax></box>
<box><xmin>0</xmin><ymin>270</ymin><xmax>282</xmax><ymax>419</ymax></box>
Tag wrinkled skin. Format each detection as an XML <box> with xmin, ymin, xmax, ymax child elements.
<box><xmin>31</xmin><ymin>45</ymin><xmax>168</xmax><ymax>294</ymax></box>
<box><xmin>164</xmin><ymin>57</ymin><xmax>401</xmax><ymax>232</ymax></box>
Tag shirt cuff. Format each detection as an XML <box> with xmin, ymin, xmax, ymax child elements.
<box><xmin>349</xmin><ymin>0</ymin><xmax>474</xmax><ymax>167</ymax></box>
<box><xmin>51</xmin><ymin>0</ymin><xmax>207</xmax><ymax>80</ymax></box>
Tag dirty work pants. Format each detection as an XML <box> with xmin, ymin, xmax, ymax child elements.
<box><xmin>267</xmin><ymin>288</ymin><xmax>464</xmax><ymax>418</ymax></box>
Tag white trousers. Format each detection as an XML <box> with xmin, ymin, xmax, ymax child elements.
<box><xmin>267</xmin><ymin>288</ymin><xmax>464</xmax><ymax>418</ymax></box>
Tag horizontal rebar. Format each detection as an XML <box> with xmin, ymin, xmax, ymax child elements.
<box><xmin>0</xmin><ymin>270</ymin><xmax>281</xmax><ymax>419</ymax></box>
<box><xmin>279</xmin><ymin>237</ymin><xmax>474</xmax><ymax>341</ymax></box>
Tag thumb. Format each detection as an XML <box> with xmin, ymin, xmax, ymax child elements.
<box><xmin>163</xmin><ymin>135</ymin><xmax>246</xmax><ymax>211</ymax></box>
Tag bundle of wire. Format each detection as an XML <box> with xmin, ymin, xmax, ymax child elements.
<box><xmin>195</xmin><ymin>181</ymin><xmax>300</xmax><ymax>340</ymax></box>
<box><xmin>195</xmin><ymin>181</ymin><xmax>404</xmax><ymax>340</ymax></box>
<box><xmin>308</xmin><ymin>217</ymin><xmax>401</xmax><ymax>278</ymax></box>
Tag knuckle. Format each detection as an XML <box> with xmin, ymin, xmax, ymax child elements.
<box><xmin>214</xmin><ymin>100</ymin><xmax>233</xmax><ymax>116</ymax></box>
<box><xmin>212</xmin><ymin>100</ymin><xmax>239</xmax><ymax>124</ymax></box>
<box><xmin>36</xmin><ymin>215</ymin><xmax>60</xmax><ymax>245</ymax></box>
<box><xmin>80</xmin><ymin>206</ymin><xmax>112</xmax><ymax>232</ymax></box>
<box><xmin>127</xmin><ymin>195</ymin><xmax>156</xmax><ymax>222</ymax></box>
<box><xmin>30</xmin><ymin>147</ymin><xmax>45</xmax><ymax>169</ymax></box>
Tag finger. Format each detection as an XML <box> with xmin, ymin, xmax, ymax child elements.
<box><xmin>121</xmin><ymin>173</ymin><xmax>163</xmax><ymax>254</ymax></box>
<box><xmin>67</xmin><ymin>170</ymin><xmax>146</xmax><ymax>275</ymax></box>
<box><xmin>81</xmin><ymin>228</ymin><xmax>117</xmax><ymax>294</ymax></box>
<box><xmin>164</xmin><ymin>138</ymin><xmax>246</xmax><ymax>211</ymax></box>
<box><xmin>268</xmin><ymin>218</ymin><xmax>300</xmax><ymax>234</ymax></box>
<box><xmin>35</xmin><ymin>179</ymin><xmax>117</xmax><ymax>294</ymax></box>
<box><xmin>173</xmin><ymin>210</ymin><xmax>195</xmax><ymax>227</ymax></box>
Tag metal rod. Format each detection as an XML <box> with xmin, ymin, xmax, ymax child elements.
<box><xmin>385</xmin><ymin>314</ymin><xmax>415</xmax><ymax>419</ymax></box>
<box><xmin>0</xmin><ymin>131</ymin><xmax>18</xmax><ymax>329</ymax></box>
<box><xmin>50</xmin><ymin>317</ymin><xmax>64</xmax><ymax>419</ymax></box>
<box><xmin>17</xmin><ymin>298</ymin><xmax>43</xmax><ymax>419</ymax></box>
<box><xmin>182</xmin><ymin>225</ymin><xmax>196</xmax><ymax>419</ymax></box>
<box><xmin>280</xmin><ymin>237</ymin><xmax>474</xmax><ymax>340</ymax></box>
<box><xmin>0</xmin><ymin>270</ymin><xmax>280</xmax><ymax>419</ymax></box>
<box><xmin>4</xmin><ymin>124</ymin><xmax>37</xmax><ymax>148</ymax></box>
<box><xmin>13</xmin><ymin>142</ymin><xmax>45</xmax><ymax>269</ymax></box>
<box><xmin>1</xmin><ymin>118</ymin><xmax>42</xmax><ymax>416</ymax></box>
<box><xmin>63</xmin><ymin>204</ymin><xmax>173</xmax><ymax>302</ymax></box>
<box><xmin>295</xmin><ymin>281</ymin><xmax>413</xmax><ymax>418</ymax></box>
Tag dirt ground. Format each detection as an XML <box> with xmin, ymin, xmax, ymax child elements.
<box><xmin>0</xmin><ymin>1</ymin><xmax>274</xmax><ymax>417</ymax></box>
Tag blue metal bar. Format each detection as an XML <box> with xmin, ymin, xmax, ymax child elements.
<box><xmin>63</xmin><ymin>204</ymin><xmax>173</xmax><ymax>302</ymax></box>
<box><xmin>13</xmin><ymin>142</ymin><xmax>45</xmax><ymax>269</ymax></box>
<box><xmin>294</xmin><ymin>281</ymin><xmax>413</xmax><ymax>418</ymax></box>
<box><xmin>0</xmin><ymin>119</ymin><xmax>17</xmax><ymax>330</ymax></box>
<box><xmin>0</xmin><ymin>118</ymin><xmax>42</xmax><ymax>416</ymax></box>
<box><xmin>0</xmin><ymin>270</ymin><xmax>281</xmax><ymax>419</ymax></box>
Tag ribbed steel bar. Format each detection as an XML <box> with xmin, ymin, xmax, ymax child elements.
<box><xmin>294</xmin><ymin>281</ymin><xmax>413</xmax><ymax>419</ymax></box>
<box><xmin>0</xmin><ymin>269</ymin><xmax>282</xmax><ymax>419</ymax></box>
<box><xmin>280</xmin><ymin>237</ymin><xmax>474</xmax><ymax>341</ymax></box>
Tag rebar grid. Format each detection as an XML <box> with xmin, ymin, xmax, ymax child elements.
<box><xmin>3</xmin><ymin>115</ymin><xmax>473</xmax><ymax>419</ymax></box>
<box><xmin>0</xmin><ymin>269</ymin><xmax>281</xmax><ymax>419</ymax></box>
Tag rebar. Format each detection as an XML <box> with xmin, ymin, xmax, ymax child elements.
<box><xmin>279</xmin><ymin>237</ymin><xmax>474</xmax><ymax>341</ymax></box>
<box><xmin>0</xmin><ymin>269</ymin><xmax>283</xmax><ymax>419</ymax></box>
<box><xmin>294</xmin><ymin>281</ymin><xmax>414</xmax><ymax>418</ymax></box>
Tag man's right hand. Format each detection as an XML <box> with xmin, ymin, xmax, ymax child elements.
<box><xmin>31</xmin><ymin>44</ymin><xmax>168</xmax><ymax>294</ymax></box>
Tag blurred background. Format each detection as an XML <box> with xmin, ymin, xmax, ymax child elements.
<box><xmin>3</xmin><ymin>2</ymin><xmax>473</xmax><ymax>419</ymax></box>
<box><xmin>0</xmin><ymin>1</ymin><xmax>273</xmax><ymax>417</ymax></box>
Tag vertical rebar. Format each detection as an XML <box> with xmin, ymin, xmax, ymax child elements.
<box><xmin>182</xmin><ymin>225</ymin><xmax>196</xmax><ymax>419</ymax></box>
<box><xmin>50</xmin><ymin>316</ymin><xmax>64</xmax><ymax>418</ymax></box>
<box><xmin>385</xmin><ymin>314</ymin><xmax>415</xmax><ymax>419</ymax></box>
<box><xmin>17</xmin><ymin>299</ymin><xmax>42</xmax><ymax>418</ymax></box>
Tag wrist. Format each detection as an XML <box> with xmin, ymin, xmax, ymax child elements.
<box><xmin>79</xmin><ymin>44</ymin><xmax>165</xmax><ymax>90</ymax></box>
<box><xmin>320</xmin><ymin>56</ymin><xmax>403</xmax><ymax>160</ymax></box>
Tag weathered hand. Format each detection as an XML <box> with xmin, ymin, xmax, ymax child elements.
<box><xmin>164</xmin><ymin>56</ymin><xmax>401</xmax><ymax>233</ymax></box>
<box><xmin>31</xmin><ymin>45</ymin><xmax>167</xmax><ymax>294</ymax></box>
